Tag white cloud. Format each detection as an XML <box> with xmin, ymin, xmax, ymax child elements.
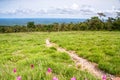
<box><xmin>0</xmin><ymin>3</ymin><xmax>119</xmax><ymax>18</ymax></box>
<box><xmin>71</xmin><ymin>3</ymin><xmax>80</xmax><ymax>10</ymax></box>
<box><xmin>0</xmin><ymin>0</ymin><xmax>120</xmax><ymax>18</ymax></box>
<box><xmin>0</xmin><ymin>4</ymin><xmax>96</xmax><ymax>17</ymax></box>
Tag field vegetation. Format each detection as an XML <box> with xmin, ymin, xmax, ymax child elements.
<box><xmin>0</xmin><ymin>32</ymin><xmax>98</xmax><ymax>80</ymax></box>
<box><xmin>49</xmin><ymin>31</ymin><xmax>120</xmax><ymax>76</ymax></box>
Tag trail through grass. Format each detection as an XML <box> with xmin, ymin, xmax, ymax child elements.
<box><xmin>0</xmin><ymin>32</ymin><xmax>98</xmax><ymax>80</ymax></box>
<box><xmin>49</xmin><ymin>31</ymin><xmax>120</xmax><ymax>76</ymax></box>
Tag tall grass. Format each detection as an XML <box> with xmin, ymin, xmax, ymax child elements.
<box><xmin>0</xmin><ymin>32</ymin><xmax>98</xmax><ymax>80</ymax></box>
<box><xmin>50</xmin><ymin>31</ymin><xmax>120</xmax><ymax>76</ymax></box>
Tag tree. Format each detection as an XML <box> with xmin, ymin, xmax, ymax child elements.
<box><xmin>116</xmin><ymin>12</ymin><xmax>120</xmax><ymax>18</ymax></box>
<box><xmin>27</xmin><ymin>22</ymin><xmax>35</xmax><ymax>28</ymax></box>
<box><xmin>87</xmin><ymin>17</ymin><xmax>104</xmax><ymax>30</ymax></box>
<box><xmin>79</xmin><ymin>22</ymin><xmax>88</xmax><ymax>30</ymax></box>
<box><xmin>53</xmin><ymin>23</ymin><xmax>59</xmax><ymax>32</ymax></box>
<box><xmin>27</xmin><ymin>22</ymin><xmax>35</xmax><ymax>32</ymax></box>
<box><xmin>0</xmin><ymin>27</ymin><xmax>5</xmax><ymax>33</ymax></box>
<box><xmin>97</xmin><ymin>13</ymin><xmax>106</xmax><ymax>18</ymax></box>
<box><xmin>60</xmin><ymin>23</ymin><xmax>68</xmax><ymax>31</ymax></box>
<box><xmin>97</xmin><ymin>12</ymin><xmax>106</xmax><ymax>21</ymax></box>
<box><xmin>113</xmin><ymin>18</ymin><xmax>120</xmax><ymax>30</ymax></box>
<box><xmin>104</xmin><ymin>17</ymin><xmax>115</xmax><ymax>30</ymax></box>
<box><xmin>44</xmin><ymin>24</ymin><xmax>53</xmax><ymax>33</ymax></box>
<box><xmin>68</xmin><ymin>22</ymin><xmax>74</xmax><ymax>31</ymax></box>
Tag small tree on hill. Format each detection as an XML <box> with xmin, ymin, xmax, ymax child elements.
<box><xmin>27</xmin><ymin>22</ymin><xmax>35</xmax><ymax>28</ymax></box>
<box><xmin>27</xmin><ymin>22</ymin><xmax>35</xmax><ymax>32</ymax></box>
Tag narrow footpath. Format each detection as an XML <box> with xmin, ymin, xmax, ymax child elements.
<box><xmin>46</xmin><ymin>39</ymin><xmax>120</xmax><ymax>80</ymax></box>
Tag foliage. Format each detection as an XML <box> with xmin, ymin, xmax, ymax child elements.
<box><xmin>0</xmin><ymin>17</ymin><xmax>120</xmax><ymax>33</ymax></box>
<box><xmin>86</xmin><ymin>17</ymin><xmax>104</xmax><ymax>30</ymax></box>
<box><xmin>27</xmin><ymin>22</ymin><xmax>35</xmax><ymax>28</ymax></box>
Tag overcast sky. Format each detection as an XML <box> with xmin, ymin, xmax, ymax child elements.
<box><xmin>0</xmin><ymin>0</ymin><xmax>120</xmax><ymax>18</ymax></box>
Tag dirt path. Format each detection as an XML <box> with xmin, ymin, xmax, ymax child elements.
<box><xmin>45</xmin><ymin>39</ymin><xmax>120</xmax><ymax>80</ymax></box>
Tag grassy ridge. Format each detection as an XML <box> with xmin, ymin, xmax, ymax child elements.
<box><xmin>0</xmin><ymin>32</ymin><xmax>97</xmax><ymax>80</ymax></box>
<box><xmin>50</xmin><ymin>31</ymin><xmax>120</xmax><ymax>76</ymax></box>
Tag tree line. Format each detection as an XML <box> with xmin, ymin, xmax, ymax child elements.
<box><xmin>0</xmin><ymin>16</ymin><xmax>120</xmax><ymax>33</ymax></box>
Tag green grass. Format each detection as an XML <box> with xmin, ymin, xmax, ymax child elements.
<box><xmin>0</xmin><ymin>32</ymin><xmax>98</xmax><ymax>80</ymax></box>
<box><xmin>49</xmin><ymin>31</ymin><xmax>120</xmax><ymax>76</ymax></box>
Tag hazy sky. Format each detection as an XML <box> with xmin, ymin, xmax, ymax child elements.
<box><xmin>0</xmin><ymin>0</ymin><xmax>120</xmax><ymax>18</ymax></box>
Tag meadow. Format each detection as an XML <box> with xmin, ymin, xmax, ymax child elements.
<box><xmin>50</xmin><ymin>31</ymin><xmax>120</xmax><ymax>76</ymax></box>
<box><xmin>0</xmin><ymin>32</ymin><xmax>97</xmax><ymax>80</ymax></box>
<box><xmin>0</xmin><ymin>31</ymin><xmax>120</xmax><ymax>80</ymax></box>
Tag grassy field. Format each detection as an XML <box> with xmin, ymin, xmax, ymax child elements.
<box><xmin>49</xmin><ymin>31</ymin><xmax>120</xmax><ymax>76</ymax></box>
<box><xmin>0</xmin><ymin>32</ymin><xmax>98</xmax><ymax>80</ymax></box>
